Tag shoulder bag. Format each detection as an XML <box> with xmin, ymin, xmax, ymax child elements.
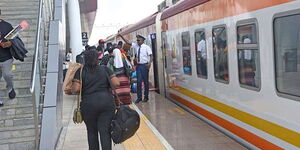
<box><xmin>73</xmin><ymin>67</ymin><xmax>83</xmax><ymax>124</ymax></box>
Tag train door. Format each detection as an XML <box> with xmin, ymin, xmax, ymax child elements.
<box><xmin>150</xmin><ymin>33</ymin><xmax>160</xmax><ymax>93</ymax></box>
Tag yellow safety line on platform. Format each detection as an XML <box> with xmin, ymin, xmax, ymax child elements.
<box><xmin>123</xmin><ymin>105</ymin><xmax>167</xmax><ymax>150</ymax></box>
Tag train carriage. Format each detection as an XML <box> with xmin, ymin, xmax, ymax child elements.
<box><xmin>111</xmin><ymin>0</ymin><xmax>300</xmax><ymax>149</ymax></box>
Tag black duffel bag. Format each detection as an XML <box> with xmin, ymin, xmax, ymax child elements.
<box><xmin>111</xmin><ymin>105</ymin><xmax>140</xmax><ymax>144</ymax></box>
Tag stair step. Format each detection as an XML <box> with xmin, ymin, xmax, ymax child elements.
<box><xmin>0</xmin><ymin>88</ymin><xmax>31</xmax><ymax>95</ymax></box>
<box><xmin>12</xmin><ymin>71</ymin><xmax>32</xmax><ymax>79</ymax></box>
<box><xmin>0</xmin><ymin>14</ymin><xmax>38</xmax><ymax>20</ymax></box>
<box><xmin>11</xmin><ymin>55</ymin><xmax>34</xmax><ymax>64</ymax></box>
<box><xmin>19</xmin><ymin>34</ymin><xmax>38</xmax><ymax>39</ymax></box>
<box><xmin>0</xmin><ymin>114</ymin><xmax>33</xmax><ymax>122</ymax></box>
<box><xmin>0</xmin><ymin>125</ymin><xmax>35</xmax><ymax>140</ymax></box>
<box><xmin>0</xmin><ymin>79</ymin><xmax>30</xmax><ymax>89</ymax></box>
<box><xmin>0</xmin><ymin>7</ymin><xmax>38</xmax><ymax>12</ymax></box>
<box><xmin>0</xmin><ymin>104</ymin><xmax>33</xmax><ymax>116</ymax></box>
<box><xmin>0</xmin><ymin>2</ymin><xmax>39</xmax><ymax>6</ymax></box>
<box><xmin>0</xmin><ymin>103</ymin><xmax>32</xmax><ymax>110</ymax></box>
<box><xmin>20</xmin><ymin>37</ymin><xmax>36</xmax><ymax>43</ymax></box>
<box><xmin>0</xmin><ymin>87</ymin><xmax>30</xmax><ymax>96</ymax></box>
<box><xmin>0</xmin><ymin>129</ymin><xmax>35</xmax><ymax>141</ymax></box>
<box><xmin>2</xmin><ymin>20</ymin><xmax>37</xmax><ymax>27</ymax></box>
<box><xmin>0</xmin><ymin>136</ymin><xmax>35</xmax><ymax>146</ymax></box>
<box><xmin>0</xmin><ymin>10</ymin><xmax>38</xmax><ymax>15</ymax></box>
<box><xmin>19</xmin><ymin>32</ymin><xmax>37</xmax><ymax>39</ymax></box>
<box><xmin>1</xmin><ymin>95</ymin><xmax>33</xmax><ymax>106</ymax></box>
<box><xmin>22</xmin><ymin>42</ymin><xmax>38</xmax><ymax>48</ymax></box>
<box><xmin>0</xmin><ymin>140</ymin><xmax>36</xmax><ymax>150</ymax></box>
<box><xmin>18</xmin><ymin>29</ymin><xmax>38</xmax><ymax>34</ymax></box>
<box><xmin>0</xmin><ymin>84</ymin><xmax>31</xmax><ymax>93</ymax></box>
<box><xmin>22</xmin><ymin>42</ymin><xmax>35</xmax><ymax>47</ymax></box>
<box><xmin>0</xmin><ymin>124</ymin><xmax>34</xmax><ymax>132</ymax></box>
<box><xmin>0</xmin><ymin>114</ymin><xmax>34</xmax><ymax>127</ymax></box>
<box><xmin>12</xmin><ymin>62</ymin><xmax>33</xmax><ymax>72</ymax></box>
<box><xmin>0</xmin><ymin>4</ymin><xmax>39</xmax><ymax>9</ymax></box>
<box><xmin>11</xmin><ymin>62</ymin><xmax>33</xmax><ymax>72</ymax></box>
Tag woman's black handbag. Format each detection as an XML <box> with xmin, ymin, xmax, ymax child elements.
<box><xmin>110</xmin><ymin>105</ymin><xmax>140</xmax><ymax>144</ymax></box>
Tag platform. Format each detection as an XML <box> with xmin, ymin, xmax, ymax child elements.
<box><xmin>56</xmin><ymin>92</ymin><xmax>247</xmax><ymax>150</ymax></box>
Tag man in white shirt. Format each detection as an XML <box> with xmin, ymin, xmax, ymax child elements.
<box><xmin>197</xmin><ymin>39</ymin><xmax>206</xmax><ymax>59</ymax></box>
<box><xmin>119</xmin><ymin>34</ymin><xmax>152</xmax><ymax>103</ymax></box>
<box><xmin>197</xmin><ymin>34</ymin><xmax>207</xmax><ymax>76</ymax></box>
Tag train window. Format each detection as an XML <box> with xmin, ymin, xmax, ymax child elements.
<box><xmin>274</xmin><ymin>14</ymin><xmax>300</xmax><ymax>98</ymax></box>
<box><xmin>182</xmin><ymin>31</ymin><xmax>192</xmax><ymax>75</ymax></box>
<box><xmin>237</xmin><ymin>21</ymin><xmax>261</xmax><ymax>89</ymax></box>
<box><xmin>195</xmin><ymin>30</ymin><xmax>207</xmax><ymax>78</ymax></box>
<box><xmin>212</xmin><ymin>26</ymin><xmax>229</xmax><ymax>82</ymax></box>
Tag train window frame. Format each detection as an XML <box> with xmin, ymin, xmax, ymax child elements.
<box><xmin>212</xmin><ymin>24</ymin><xmax>229</xmax><ymax>84</ymax></box>
<box><xmin>236</xmin><ymin>18</ymin><xmax>261</xmax><ymax>91</ymax></box>
<box><xmin>194</xmin><ymin>28</ymin><xmax>208</xmax><ymax>79</ymax></box>
<box><xmin>273</xmin><ymin>9</ymin><xmax>300</xmax><ymax>101</ymax></box>
<box><xmin>181</xmin><ymin>31</ymin><xmax>192</xmax><ymax>75</ymax></box>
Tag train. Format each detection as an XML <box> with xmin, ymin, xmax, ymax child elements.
<box><xmin>107</xmin><ymin>0</ymin><xmax>300</xmax><ymax>149</ymax></box>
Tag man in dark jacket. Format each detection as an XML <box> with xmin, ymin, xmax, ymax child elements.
<box><xmin>0</xmin><ymin>19</ymin><xmax>16</xmax><ymax>106</ymax></box>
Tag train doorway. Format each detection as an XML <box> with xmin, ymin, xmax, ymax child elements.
<box><xmin>150</xmin><ymin>33</ymin><xmax>160</xmax><ymax>93</ymax></box>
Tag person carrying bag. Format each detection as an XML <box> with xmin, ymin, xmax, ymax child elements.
<box><xmin>71</xmin><ymin>50</ymin><xmax>120</xmax><ymax>150</ymax></box>
<box><xmin>105</xmin><ymin>70</ymin><xmax>140</xmax><ymax>144</ymax></box>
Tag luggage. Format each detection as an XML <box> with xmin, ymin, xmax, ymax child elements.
<box><xmin>111</xmin><ymin>105</ymin><xmax>140</xmax><ymax>144</ymax></box>
<box><xmin>62</xmin><ymin>62</ymin><xmax>83</xmax><ymax>94</ymax></box>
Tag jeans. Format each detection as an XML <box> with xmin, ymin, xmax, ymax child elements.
<box><xmin>136</xmin><ymin>64</ymin><xmax>149</xmax><ymax>99</ymax></box>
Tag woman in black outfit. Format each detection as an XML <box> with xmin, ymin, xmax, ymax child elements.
<box><xmin>71</xmin><ymin>50</ymin><xmax>119</xmax><ymax>150</ymax></box>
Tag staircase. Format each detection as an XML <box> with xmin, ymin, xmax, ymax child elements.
<box><xmin>0</xmin><ymin>0</ymin><xmax>40</xmax><ymax>149</ymax></box>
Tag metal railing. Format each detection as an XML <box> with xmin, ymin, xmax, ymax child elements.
<box><xmin>30</xmin><ymin>0</ymin><xmax>53</xmax><ymax>148</ymax></box>
<box><xmin>30</xmin><ymin>1</ymin><xmax>43</xmax><ymax>94</ymax></box>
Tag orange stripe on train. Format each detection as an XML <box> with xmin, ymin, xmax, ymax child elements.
<box><xmin>169</xmin><ymin>93</ymin><xmax>284</xmax><ymax>150</ymax></box>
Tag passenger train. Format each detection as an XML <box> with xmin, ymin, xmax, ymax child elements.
<box><xmin>108</xmin><ymin>0</ymin><xmax>300</xmax><ymax>149</ymax></box>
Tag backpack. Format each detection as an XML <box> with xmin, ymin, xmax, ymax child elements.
<box><xmin>111</xmin><ymin>105</ymin><xmax>140</xmax><ymax>144</ymax></box>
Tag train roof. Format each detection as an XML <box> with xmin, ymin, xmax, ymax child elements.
<box><xmin>161</xmin><ymin>0</ymin><xmax>210</xmax><ymax>20</ymax></box>
<box><xmin>119</xmin><ymin>12</ymin><xmax>158</xmax><ymax>35</ymax></box>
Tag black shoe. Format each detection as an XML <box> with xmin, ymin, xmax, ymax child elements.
<box><xmin>134</xmin><ymin>98</ymin><xmax>142</xmax><ymax>104</ymax></box>
<box><xmin>0</xmin><ymin>101</ymin><xmax>3</xmax><ymax>107</ymax></box>
<box><xmin>142</xmin><ymin>98</ymin><xmax>149</xmax><ymax>102</ymax></box>
<box><xmin>8</xmin><ymin>88</ymin><xmax>16</xmax><ymax>99</ymax></box>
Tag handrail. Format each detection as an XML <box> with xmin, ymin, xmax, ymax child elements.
<box><xmin>30</xmin><ymin>0</ymin><xmax>44</xmax><ymax>93</ymax></box>
<box><xmin>30</xmin><ymin>0</ymin><xmax>44</xmax><ymax>148</ymax></box>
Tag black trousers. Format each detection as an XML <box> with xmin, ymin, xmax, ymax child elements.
<box><xmin>81</xmin><ymin>92</ymin><xmax>115</xmax><ymax>150</ymax></box>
